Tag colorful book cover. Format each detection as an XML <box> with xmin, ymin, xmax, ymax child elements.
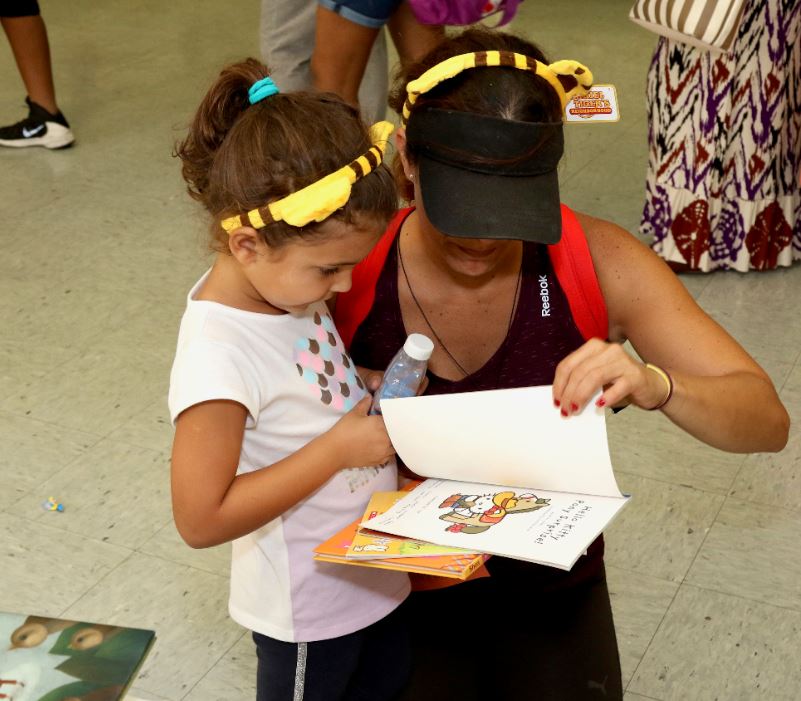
<box><xmin>346</xmin><ymin>491</ymin><xmax>477</xmax><ymax>560</ymax></box>
<box><xmin>315</xmin><ymin>518</ymin><xmax>489</xmax><ymax>580</ymax></box>
<box><xmin>364</xmin><ymin>478</ymin><xmax>629</xmax><ymax>571</ymax></box>
<box><xmin>0</xmin><ymin>612</ymin><xmax>154</xmax><ymax>701</ymax></box>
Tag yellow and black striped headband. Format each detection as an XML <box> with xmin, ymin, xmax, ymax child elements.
<box><xmin>402</xmin><ymin>51</ymin><xmax>593</xmax><ymax>125</ymax></box>
<box><xmin>220</xmin><ymin>121</ymin><xmax>394</xmax><ymax>233</ymax></box>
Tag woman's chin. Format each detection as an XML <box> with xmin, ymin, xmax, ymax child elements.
<box><xmin>445</xmin><ymin>243</ymin><xmax>506</xmax><ymax>276</ymax></box>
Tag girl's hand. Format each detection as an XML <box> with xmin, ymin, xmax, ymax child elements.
<box><xmin>356</xmin><ymin>366</ymin><xmax>384</xmax><ymax>392</ymax></box>
<box><xmin>356</xmin><ymin>366</ymin><xmax>429</xmax><ymax>395</ymax></box>
<box><xmin>552</xmin><ymin>338</ymin><xmax>669</xmax><ymax>416</ymax></box>
<box><xmin>327</xmin><ymin>396</ymin><xmax>395</xmax><ymax>468</ymax></box>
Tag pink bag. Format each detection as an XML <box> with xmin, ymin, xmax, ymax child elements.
<box><xmin>409</xmin><ymin>0</ymin><xmax>523</xmax><ymax>26</ymax></box>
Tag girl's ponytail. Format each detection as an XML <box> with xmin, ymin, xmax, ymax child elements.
<box><xmin>176</xmin><ymin>59</ymin><xmax>268</xmax><ymax>205</ymax></box>
<box><xmin>176</xmin><ymin>58</ymin><xmax>397</xmax><ymax>253</ymax></box>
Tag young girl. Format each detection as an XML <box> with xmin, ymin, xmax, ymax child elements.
<box><xmin>169</xmin><ymin>58</ymin><xmax>411</xmax><ymax>701</ymax></box>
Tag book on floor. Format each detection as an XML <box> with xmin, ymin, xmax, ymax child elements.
<box><xmin>363</xmin><ymin>385</ymin><xmax>630</xmax><ymax>571</ymax></box>
<box><xmin>0</xmin><ymin>611</ymin><xmax>155</xmax><ymax>701</ymax></box>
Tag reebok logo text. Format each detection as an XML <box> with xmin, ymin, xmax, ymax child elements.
<box><xmin>539</xmin><ymin>275</ymin><xmax>551</xmax><ymax>317</ymax></box>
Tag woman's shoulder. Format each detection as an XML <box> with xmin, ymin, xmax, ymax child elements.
<box><xmin>569</xmin><ymin>209</ymin><xmax>693</xmax><ymax>341</ymax></box>
<box><xmin>570</xmin><ymin>209</ymin><xmax>665</xmax><ymax>276</ymax></box>
<box><xmin>572</xmin><ymin>210</ymin><xmax>643</xmax><ymax>254</ymax></box>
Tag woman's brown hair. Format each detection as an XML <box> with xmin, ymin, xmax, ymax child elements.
<box><xmin>175</xmin><ymin>58</ymin><xmax>397</xmax><ymax>251</ymax></box>
<box><xmin>388</xmin><ymin>28</ymin><xmax>563</xmax><ymax>200</ymax></box>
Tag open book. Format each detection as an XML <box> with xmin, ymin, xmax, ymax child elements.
<box><xmin>362</xmin><ymin>385</ymin><xmax>630</xmax><ymax>571</ymax></box>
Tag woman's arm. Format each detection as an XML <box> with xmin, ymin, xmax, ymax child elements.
<box><xmin>171</xmin><ymin>396</ymin><xmax>394</xmax><ymax>548</ymax></box>
<box><xmin>552</xmin><ymin>212</ymin><xmax>789</xmax><ymax>453</ymax></box>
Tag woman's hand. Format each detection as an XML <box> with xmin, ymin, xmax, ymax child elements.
<box><xmin>326</xmin><ymin>396</ymin><xmax>396</xmax><ymax>469</ymax></box>
<box><xmin>552</xmin><ymin>339</ymin><xmax>668</xmax><ymax>416</ymax></box>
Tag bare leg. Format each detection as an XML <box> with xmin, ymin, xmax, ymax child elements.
<box><xmin>310</xmin><ymin>6</ymin><xmax>380</xmax><ymax>106</ymax></box>
<box><xmin>1</xmin><ymin>15</ymin><xmax>58</xmax><ymax>113</ymax></box>
<box><xmin>387</xmin><ymin>1</ymin><xmax>444</xmax><ymax>67</ymax></box>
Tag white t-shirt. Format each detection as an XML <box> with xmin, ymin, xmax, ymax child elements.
<box><xmin>168</xmin><ymin>273</ymin><xmax>409</xmax><ymax>642</ymax></box>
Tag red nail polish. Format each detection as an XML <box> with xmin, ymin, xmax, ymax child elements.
<box><xmin>596</xmin><ymin>397</ymin><xmax>606</xmax><ymax>407</ymax></box>
<box><xmin>571</xmin><ymin>403</ymin><xmax>579</xmax><ymax>412</ymax></box>
<box><xmin>554</xmin><ymin>399</ymin><xmax>560</xmax><ymax>408</ymax></box>
<box><xmin>560</xmin><ymin>408</ymin><xmax>568</xmax><ymax>417</ymax></box>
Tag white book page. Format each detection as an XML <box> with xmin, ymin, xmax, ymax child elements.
<box><xmin>364</xmin><ymin>479</ymin><xmax>630</xmax><ymax>570</ymax></box>
<box><xmin>380</xmin><ymin>385</ymin><xmax>622</xmax><ymax>497</ymax></box>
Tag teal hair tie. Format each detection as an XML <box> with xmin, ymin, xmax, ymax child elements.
<box><xmin>249</xmin><ymin>77</ymin><xmax>279</xmax><ymax>104</ymax></box>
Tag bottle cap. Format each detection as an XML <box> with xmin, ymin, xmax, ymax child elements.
<box><xmin>403</xmin><ymin>333</ymin><xmax>434</xmax><ymax>361</ymax></box>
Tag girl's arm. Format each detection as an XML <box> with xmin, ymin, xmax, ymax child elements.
<box><xmin>171</xmin><ymin>396</ymin><xmax>393</xmax><ymax>548</ymax></box>
<box><xmin>552</xmin><ymin>212</ymin><xmax>789</xmax><ymax>454</ymax></box>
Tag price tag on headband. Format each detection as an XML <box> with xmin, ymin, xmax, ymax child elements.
<box><xmin>565</xmin><ymin>85</ymin><xmax>620</xmax><ymax>123</ymax></box>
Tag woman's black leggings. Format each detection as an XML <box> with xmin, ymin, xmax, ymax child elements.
<box><xmin>397</xmin><ymin>560</ymin><xmax>623</xmax><ymax>700</ymax></box>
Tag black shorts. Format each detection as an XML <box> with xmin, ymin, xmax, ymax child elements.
<box><xmin>1</xmin><ymin>1</ymin><xmax>41</xmax><ymax>18</ymax></box>
<box><xmin>253</xmin><ymin>605</ymin><xmax>410</xmax><ymax>701</ymax></box>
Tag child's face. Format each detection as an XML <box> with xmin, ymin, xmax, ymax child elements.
<box><xmin>248</xmin><ymin>219</ymin><xmax>382</xmax><ymax>314</ymax></box>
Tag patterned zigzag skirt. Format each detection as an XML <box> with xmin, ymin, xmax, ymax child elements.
<box><xmin>641</xmin><ymin>0</ymin><xmax>801</xmax><ymax>272</ymax></box>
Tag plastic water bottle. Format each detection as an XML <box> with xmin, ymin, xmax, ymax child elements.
<box><xmin>369</xmin><ymin>333</ymin><xmax>434</xmax><ymax>415</ymax></box>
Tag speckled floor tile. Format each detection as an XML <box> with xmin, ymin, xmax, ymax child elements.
<box><xmin>103</xmin><ymin>396</ymin><xmax>174</xmax><ymax>455</ymax></box>
<box><xmin>0</xmin><ymin>342</ymin><xmax>171</xmax><ymax>437</ymax></box>
<box><xmin>628</xmin><ymin>585</ymin><xmax>801</xmax><ymax>701</ymax></box>
<box><xmin>139</xmin><ymin>521</ymin><xmax>231</xmax><ymax>578</ymax></box>
<box><xmin>561</xmin><ymin>125</ymin><xmax>650</xmax><ymax>237</ymax></box>
<box><xmin>0</xmin><ymin>411</ymin><xmax>101</xmax><ymax>508</ymax></box>
<box><xmin>604</xmin><ymin>473</ymin><xmax>724</xmax><ymax>582</ymax></box>
<box><xmin>8</xmin><ymin>438</ymin><xmax>172</xmax><ymax>549</ymax></box>
<box><xmin>105</xmin><ymin>399</ymin><xmax>175</xmax><ymax>456</ymax></box>
<box><xmin>693</xmin><ymin>297</ymin><xmax>801</xmax><ymax>390</ymax></box>
<box><xmin>1</xmin><ymin>511</ymin><xmax>131</xmax><ymax>614</ymax></box>
<box><xmin>125</xmin><ymin>691</ymin><xmax>174</xmax><ymax>701</ymax></box>
<box><xmin>62</xmin><ymin>552</ymin><xmax>243</xmax><ymax>701</ymax></box>
<box><xmin>606</xmin><ymin>565</ymin><xmax>678</xmax><ymax>687</ymax></box>
<box><xmin>183</xmin><ymin>634</ymin><xmax>257</xmax><ymax>701</ymax></box>
<box><xmin>686</xmin><ymin>498</ymin><xmax>801</xmax><ymax>612</ymax></box>
<box><xmin>607</xmin><ymin>407</ymin><xmax>747</xmax><ymax>494</ymax></box>
<box><xmin>729</xmin><ymin>362</ymin><xmax>801</xmax><ymax>511</ymax></box>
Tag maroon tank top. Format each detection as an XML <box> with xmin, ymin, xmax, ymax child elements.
<box><xmin>350</xmin><ymin>235</ymin><xmax>585</xmax><ymax>391</ymax></box>
<box><xmin>349</xmin><ymin>216</ymin><xmax>604</xmax><ymax>586</ymax></box>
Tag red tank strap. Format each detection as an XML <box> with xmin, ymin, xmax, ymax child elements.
<box><xmin>548</xmin><ymin>205</ymin><xmax>608</xmax><ymax>340</ymax></box>
<box><xmin>336</xmin><ymin>205</ymin><xmax>608</xmax><ymax>349</ymax></box>
<box><xmin>335</xmin><ymin>208</ymin><xmax>410</xmax><ymax>349</ymax></box>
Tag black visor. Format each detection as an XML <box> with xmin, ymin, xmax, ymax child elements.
<box><xmin>406</xmin><ymin>108</ymin><xmax>564</xmax><ymax>244</ymax></box>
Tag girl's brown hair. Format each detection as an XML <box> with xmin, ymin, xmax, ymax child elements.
<box><xmin>176</xmin><ymin>58</ymin><xmax>397</xmax><ymax>251</ymax></box>
<box><xmin>388</xmin><ymin>28</ymin><xmax>562</xmax><ymax>200</ymax></box>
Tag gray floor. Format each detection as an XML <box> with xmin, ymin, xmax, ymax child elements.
<box><xmin>1</xmin><ymin>2</ymin><xmax>799</xmax><ymax>700</ymax></box>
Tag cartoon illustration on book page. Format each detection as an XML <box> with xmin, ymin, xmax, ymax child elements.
<box><xmin>439</xmin><ymin>491</ymin><xmax>551</xmax><ymax>534</ymax></box>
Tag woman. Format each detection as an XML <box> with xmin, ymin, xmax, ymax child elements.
<box><xmin>334</xmin><ymin>28</ymin><xmax>789</xmax><ymax>700</ymax></box>
<box><xmin>642</xmin><ymin>0</ymin><xmax>801</xmax><ymax>272</ymax></box>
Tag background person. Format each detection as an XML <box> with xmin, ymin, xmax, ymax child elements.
<box><xmin>0</xmin><ymin>0</ymin><xmax>74</xmax><ymax>149</ymax></box>
<box><xmin>641</xmin><ymin>0</ymin><xmax>800</xmax><ymax>272</ymax></box>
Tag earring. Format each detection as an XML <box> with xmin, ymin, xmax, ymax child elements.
<box><xmin>408</xmin><ymin>173</ymin><xmax>415</xmax><ymax>181</ymax></box>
